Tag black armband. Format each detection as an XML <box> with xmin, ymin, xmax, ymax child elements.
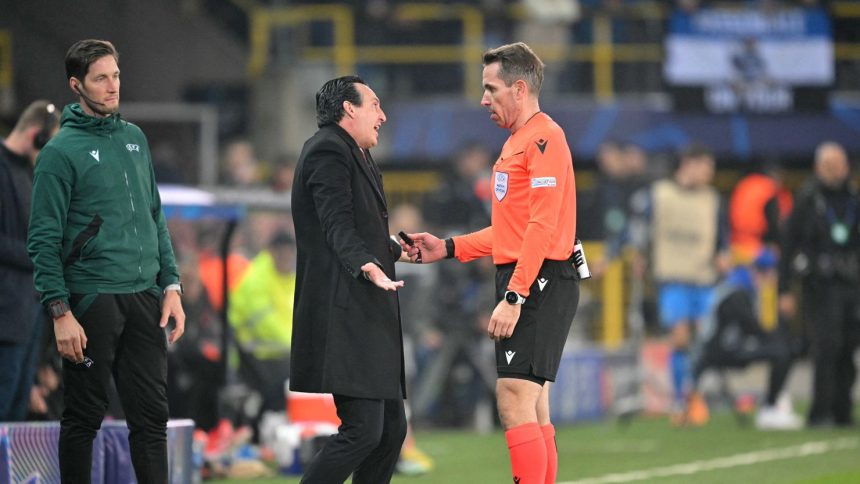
<box><xmin>445</xmin><ymin>238</ymin><xmax>455</xmax><ymax>259</ymax></box>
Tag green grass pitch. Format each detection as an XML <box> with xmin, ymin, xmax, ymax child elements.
<box><xmin>219</xmin><ymin>410</ymin><xmax>860</xmax><ymax>483</ymax></box>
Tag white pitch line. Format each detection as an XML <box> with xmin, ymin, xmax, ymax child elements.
<box><xmin>560</xmin><ymin>438</ymin><xmax>859</xmax><ymax>484</ymax></box>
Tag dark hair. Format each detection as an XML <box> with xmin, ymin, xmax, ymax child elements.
<box><xmin>269</xmin><ymin>230</ymin><xmax>295</xmax><ymax>248</ymax></box>
<box><xmin>65</xmin><ymin>39</ymin><xmax>118</xmax><ymax>81</ymax></box>
<box><xmin>482</xmin><ymin>42</ymin><xmax>544</xmax><ymax>95</ymax></box>
<box><xmin>674</xmin><ymin>142</ymin><xmax>714</xmax><ymax>172</ymax></box>
<box><xmin>14</xmin><ymin>100</ymin><xmax>60</xmax><ymax>149</ymax></box>
<box><xmin>315</xmin><ymin>75</ymin><xmax>365</xmax><ymax>128</ymax></box>
<box><xmin>678</xmin><ymin>142</ymin><xmax>713</xmax><ymax>161</ymax></box>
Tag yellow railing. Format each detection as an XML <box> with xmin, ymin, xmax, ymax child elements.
<box><xmin>582</xmin><ymin>241</ymin><xmax>625</xmax><ymax>348</ymax></box>
<box><xmin>0</xmin><ymin>30</ymin><xmax>11</xmax><ymax>89</ymax></box>
<box><xmin>248</xmin><ymin>4</ymin><xmax>355</xmax><ymax>78</ymax></box>
<box><xmin>246</xmin><ymin>2</ymin><xmax>484</xmax><ymax>98</ymax></box>
<box><xmin>240</xmin><ymin>1</ymin><xmax>665</xmax><ymax>100</ymax></box>
<box><xmin>240</xmin><ymin>1</ymin><xmax>860</xmax><ymax>100</ymax></box>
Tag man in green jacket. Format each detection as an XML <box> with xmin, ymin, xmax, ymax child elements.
<box><xmin>27</xmin><ymin>39</ymin><xmax>185</xmax><ymax>484</ymax></box>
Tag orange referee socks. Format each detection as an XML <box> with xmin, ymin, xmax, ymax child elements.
<box><xmin>541</xmin><ymin>424</ymin><xmax>557</xmax><ymax>484</ymax></box>
<box><xmin>505</xmin><ymin>422</ymin><xmax>547</xmax><ymax>484</ymax></box>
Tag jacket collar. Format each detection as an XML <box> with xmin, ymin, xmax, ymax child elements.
<box><xmin>61</xmin><ymin>103</ymin><xmax>122</xmax><ymax>136</ymax></box>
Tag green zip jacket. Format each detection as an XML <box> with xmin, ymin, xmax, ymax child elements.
<box><xmin>27</xmin><ymin>103</ymin><xmax>179</xmax><ymax>306</ymax></box>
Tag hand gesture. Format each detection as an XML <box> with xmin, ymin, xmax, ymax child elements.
<box><xmin>160</xmin><ymin>290</ymin><xmax>186</xmax><ymax>344</ymax></box>
<box><xmin>406</xmin><ymin>232</ymin><xmax>447</xmax><ymax>264</ymax></box>
<box><xmin>361</xmin><ymin>262</ymin><xmax>404</xmax><ymax>291</ymax></box>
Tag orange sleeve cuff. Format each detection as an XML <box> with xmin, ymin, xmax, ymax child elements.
<box><xmin>453</xmin><ymin>226</ymin><xmax>493</xmax><ymax>262</ymax></box>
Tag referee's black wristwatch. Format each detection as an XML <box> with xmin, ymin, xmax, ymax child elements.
<box><xmin>504</xmin><ymin>290</ymin><xmax>527</xmax><ymax>305</ymax></box>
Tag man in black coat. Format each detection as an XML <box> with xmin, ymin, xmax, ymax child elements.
<box><xmin>0</xmin><ymin>100</ymin><xmax>59</xmax><ymax>422</ymax></box>
<box><xmin>291</xmin><ymin>75</ymin><xmax>408</xmax><ymax>483</ymax></box>
<box><xmin>779</xmin><ymin>141</ymin><xmax>860</xmax><ymax>428</ymax></box>
<box><xmin>0</xmin><ymin>100</ymin><xmax>60</xmax><ymax>421</ymax></box>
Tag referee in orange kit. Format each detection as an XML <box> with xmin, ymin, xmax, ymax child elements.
<box><xmin>407</xmin><ymin>42</ymin><xmax>579</xmax><ymax>484</ymax></box>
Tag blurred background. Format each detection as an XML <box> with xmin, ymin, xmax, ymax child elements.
<box><xmin>2</xmin><ymin>0</ymin><xmax>860</xmax><ymax>481</ymax></box>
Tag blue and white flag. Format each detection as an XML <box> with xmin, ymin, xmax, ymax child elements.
<box><xmin>664</xmin><ymin>7</ymin><xmax>833</xmax><ymax>86</ymax></box>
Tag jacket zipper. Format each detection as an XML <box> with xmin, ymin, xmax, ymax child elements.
<box><xmin>115</xmin><ymin>130</ymin><xmax>144</xmax><ymax>282</ymax></box>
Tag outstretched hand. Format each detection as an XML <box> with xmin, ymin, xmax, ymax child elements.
<box><xmin>405</xmin><ymin>232</ymin><xmax>447</xmax><ymax>264</ymax></box>
<box><xmin>361</xmin><ymin>262</ymin><xmax>404</xmax><ymax>291</ymax></box>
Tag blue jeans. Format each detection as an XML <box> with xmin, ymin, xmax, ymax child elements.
<box><xmin>0</xmin><ymin>302</ymin><xmax>44</xmax><ymax>421</ymax></box>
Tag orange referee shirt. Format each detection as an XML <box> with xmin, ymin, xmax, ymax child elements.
<box><xmin>452</xmin><ymin>112</ymin><xmax>576</xmax><ymax>296</ymax></box>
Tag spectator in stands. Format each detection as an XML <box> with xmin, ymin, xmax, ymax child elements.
<box><xmin>675</xmin><ymin>0</ymin><xmax>702</xmax><ymax>12</ymax></box>
<box><xmin>0</xmin><ymin>100</ymin><xmax>59</xmax><ymax>422</ymax></box>
<box><xmin>515</xmin><ymin>0</ymin><xmax>581</xmax><ymax>94</ymax></box>
<box><xmin>196</xmin><ymin>222</ymin><xmax>250</xmax><ymax>311</ymax></box>
<box><xmin>729</xmin><ymin>158</ymin><xmax>793</xmax><ymax>263</ymax></box>
<box><xmin>589</xmin><ymin>140</ymin><xmax>650</xmax><ymax>276</ymax></box>
<box><xmin>228</xmin><ymin>231</ymin><xmax>295</xmax><ymax>415</ymax></box>
<box><xmin>270</xmin><ymin>154</ymin><xmax>297</xmax><ymax>193</ymax></box>
<box><xmin>727</xmin><ymin>159</ymin><xmax>795</xmax><ymax>374</ymax></box>
<box><xmin>414</xmin><ymin>254</ymin><xmax>497</xmax><ymax>429</ymax></box>
<box><xmin>691</xmin><ymin>249</ymin><xmax>802</xmax><ymax>430</ymax></box>
<box><xmin>28</xmin><ymin>343</ymin><xmax>64</xmax><ymax>420</ymax></box>
<box><xmin>422</xmin><ymin>142</ymin><xmax>493</xmax><ymax>234</ymax></box>
<box><xmin>221</xmin><ymin>139</ymin><xmax>263</xmax><ymax>186</ymax></box>
<box><xmin>779</xmin><ymin>141</ymin><xmax>860</xmax><ymax>428</ymax></box>
<box><xmin>590</xmin><ymin>140</ymin><xmax>626</xmax><ymax>244</ymax></box>
<box><xmin>418</xmin><ymin>142</ymin><xmax>497</xmax><ymax>430</ymax></box>
<box><xmin>634</xmin><ymin>143</ymin><xmax>731</xmax><ymax>425</ymax></box>
<box><xmin>152</xmin><ymin>141</ymin><xmax>186</xmax><ymax>184</ymax></box>
<box><xmin>168</xmin><ymin>251</ymin><xmax>222</xmax><ymax>432</ymax></box>
<box><xmin>388</xmin><ymin>203</ymin><xmax>436</xmax><ymax>476</ymax></box>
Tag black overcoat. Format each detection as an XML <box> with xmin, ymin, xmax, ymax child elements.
<box><xmin>0</xmin><ymin>144</ymin><xmax>38</xmax><ymax>344</ymax></box>
<box><xmin>290</xmin><ymin>123</ymin><xmax>405</xmax><ymax>399</ymax></box>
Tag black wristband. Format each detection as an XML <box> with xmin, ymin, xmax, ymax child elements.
<box><xmin>47</xmin><ymin>299</ymin><xmax>70</xmax><ymax>320</ymax></box>
<box><xmin>445</xmin><ymin>238</ymin><xmax>455</xmax><ymax>259</ymax></box>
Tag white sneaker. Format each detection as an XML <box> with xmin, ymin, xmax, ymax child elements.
<box><xmin>776</xmin><ymin>393</ymin><xmax>794</xmax><ymax>414</ymax></box>
<box><xmin>755</xmin><ymin>405</ymin><xmax>803</xmax><ymax>430</ymax></box>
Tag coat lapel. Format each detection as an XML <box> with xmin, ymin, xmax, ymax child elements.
<box><xmin>325</xmin><ymin>124</ymin><xmax>388</xmax><ymax>209</ymax></box>
<box><xmin>351</xmin><ymin>148</ymin><xmax>387</xmax><ymax>209</ymax></box>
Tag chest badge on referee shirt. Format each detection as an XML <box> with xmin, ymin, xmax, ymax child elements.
<box><xmin>494</xmin><ymin>171</ymin><xmax>509</xmax><ymax>202</ymax></box>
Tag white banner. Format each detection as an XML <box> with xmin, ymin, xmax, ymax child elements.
<box><xmin>664</xmin><ymin>8</ymin><xmax>833</xmax><ymax>86</ymax></box>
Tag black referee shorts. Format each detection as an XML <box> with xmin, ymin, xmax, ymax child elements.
<box><xmin>494</xmin><ymin>259</ymin><xmax>580</xmax><ymax>383</ymax></box>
